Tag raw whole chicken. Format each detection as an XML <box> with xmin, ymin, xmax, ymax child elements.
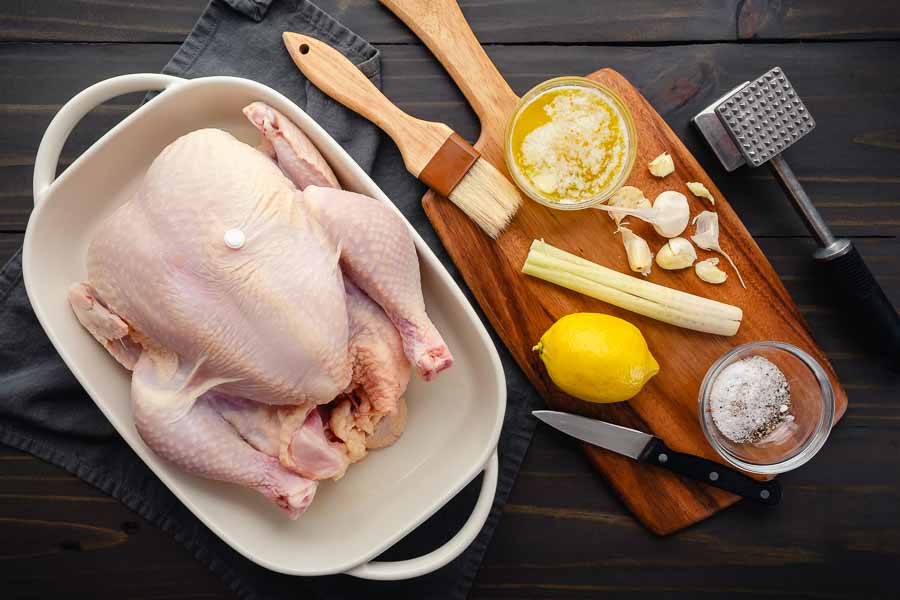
<box><xmin>68</xmin><ymin>103</ymin><xmax>451</xmax><ymax>518</ymax></box>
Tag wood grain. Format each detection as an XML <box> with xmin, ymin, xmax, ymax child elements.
<box><xmin>0</xmin><ymin>0</ymin><xmax>204</xmax><ymax>42</ymax></box>
<box><xmin>6</xmin><ymin>1</ymin><xmax>896</xmax><ymax>44</ymax></box>
<box><xmin>471</xmin><ymin>419</ymin><xmax>900</xmax><ymax>599</ymax></box>
<box><xmin>5</xmin><ymin>41</ymin><xmax>899</xmax><ymax>239</ymax></box>
<box><xmin>739</xmin><ymin>0</ymin><xmax>900</xmax><ymax>40</ymax></box>
<box><xmin>381</xmin><ymin>0</ymin><xmax>518</xmax><ymax>125</ymax></box>
<box><xmin>0</xmin><ymin>449</ymin><xmax>231</xmax><ymax>597</ymax></box>
<box><xmin>385</xmin><ymin>0</ymin><xmax>848</xmax><ymax>534</ymax></box>
<box><xmin>0</xmin><ymin>0</ymin><xmax>740</xmax><ymax>44</ymax></box>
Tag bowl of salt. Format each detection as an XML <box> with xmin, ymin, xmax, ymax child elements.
<box><xmin>698</xmin><ymin>341</ymin><xmax>835</xmax><ymax>475</ymax></box>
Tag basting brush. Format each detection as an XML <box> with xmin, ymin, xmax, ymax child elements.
<box><xmin>283</xmin><ymin>32</ymin><xmax>521</xmax><ymax>239</ymax></box>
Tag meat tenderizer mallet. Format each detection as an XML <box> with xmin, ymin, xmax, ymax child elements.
<box><xmin>692</xmin><ymin>67</ymin><xmax>900</xmax><ymax>366</ymax></box>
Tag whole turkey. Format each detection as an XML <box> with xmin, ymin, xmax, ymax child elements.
<box><xmin>68</xmin><ymin>103</ymin><xmax>452</xmax><ymax>518</ymax></box>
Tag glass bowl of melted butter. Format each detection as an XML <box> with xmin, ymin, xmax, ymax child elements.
<box><xmin>505</xmin><ymin>76</ymin><xmax>637</xmax><ymax>209</ymax></box>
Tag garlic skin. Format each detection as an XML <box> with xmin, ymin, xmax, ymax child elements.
<box><xmin>651</xmin><ymin>191</ymin><xmax>690</xmax><ymax>238</ymax></box>
<box><xmin>591</xmin><ymin>190</ymin><xmax>688</xmax><ymax>237</ymax></box>
<box><xmin>648</xmin><ymin>152</ymin><xmax>675</xmax><ymax>177</ymax></box>
<box><xmin>691</xmin><ymin>211</ymin><xmax>746</xmax><ymax>288</ymax></box>
<box><xmin>607</xmin><ymin>186</ymin><xmax>650</xmax><ymax>228</ymax></box>
<box><xmin>695</xmin><ymin>258</ymin><xmax>727</xmax><ymax>284</ymax></box>
<box><xmin>619</xmin><ymin>227</ymin><xmax>653</xmax><ymax>276</ymax></box>
<box><xmin>686</xmin><ymin>181</ymin><xmax>715</xmax><ymax>205</ymax></box>
<box><xmin>655</xmin><ymin>237</ymin><xmax>697</xmax><ymax>270</ymax></box>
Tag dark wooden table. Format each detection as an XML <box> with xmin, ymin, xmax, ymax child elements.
<box><xmin>2</xmin><ymin>1</ymin><xmax>899</xmax><ymax>598</ymax></box>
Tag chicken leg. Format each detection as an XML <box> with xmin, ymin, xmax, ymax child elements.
<box><xmin>303</xmin><ymin>186</ymin><xmax>453</xmax><ymax>380</ymax></box>
<box><xmin>208</xmin><ymin>394</ymin><xmax>349</xmax><ymax>481</ymax></box>
<box><xmin>344</xmin><ymin>277</ymin><xmax>411</xmax><ymax>414</ymax></box>
<box><xmin>131</xmin><ymin>353</ymin><xmax>318</xmax><ymax>518</ymax></box>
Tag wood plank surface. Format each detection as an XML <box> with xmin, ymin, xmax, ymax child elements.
<box><xmin>739</xmin><ymin>0</ymin><xmax>900</xmax><ymax>40</ymax></box>
<box><xmin>1</xmin><ymin>0</ymin><xmax>899</xmax><ymax>598</ymax></box>
<box><xmin>3</xmin><ymin>42</ymin><xmax>899</xmax><ymax>237</ymax></box>
<box><xmin>5</xmin><ymin>0</ymin><xmax>898</xmax><ymax>44</ymax></box>
<box><xmin>0</xmin><ymin>0</ymin><xmax>738</xmax><ymax>43</ymax></box>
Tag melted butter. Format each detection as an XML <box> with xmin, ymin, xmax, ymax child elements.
<box><xmin>511</xmin><ymin>86</ymin><xmax>628</xmax><ymax>203</ymax></box>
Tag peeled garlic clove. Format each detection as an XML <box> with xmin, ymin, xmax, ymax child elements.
<box><xmin>655</xmin><ymin>237</ymin><xmax>697</xmax><ymax>270</ymax></box>
<box><xmin>607</xmin><ymin>186</ymin><xmax>650</xmax><ymax>227</ymax></box>
<box><xmin>620</xmin><ymin>227</ymin><xmax>653</xmax><ymax>276</ymax></box>
<box><xmin>695</xmin><ymin>257</ymin><xmax>727</xmax><ymax>284</ymax></box>
<box><xmin>648</xmin><ymin>152</ymin><xmax>675</xmax><ymax>177</ymax></box>
<box><xmin>651</xmin><ymin>190</ymin><xmax>690</xmax><ymax>238</ymax></box>
<box><xmin>691</xmin><ymin>211</ymin><xmax>746</xmax><ymax>288</ymax></box>
<box><xmin>686</xmin><ymin>181</ymin><xmax>715</xmax><ymax>205</ymax></box>
<box><xmin>533</xmin><ymin>172</ymin><xmax>558</xmax><ymax>194</ymax></box>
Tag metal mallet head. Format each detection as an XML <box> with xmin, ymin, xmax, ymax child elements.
<box><xmin>692</xmin><ymin>66</ymin><xmax>900</xmax><ymax>366</ymax></box>
<box><xmin>694</xmin><ymin>67</ymin><xmax>815</xmax><ymax>172</ymax></box>
<box><xmin>692</xmin><ymin>66</ymin><xmax>837</xmax><ymax>249</ymax></box>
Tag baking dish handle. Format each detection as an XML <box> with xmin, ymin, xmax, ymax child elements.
<box><xmin>346</xmin><ymin>448</ymin><xmax>499</xmax><ymax>580</ymax></box>
<box><xmin>33</xmin><ymin>73</ymin><xmax>184</xmax><ymax>206</ymax></box>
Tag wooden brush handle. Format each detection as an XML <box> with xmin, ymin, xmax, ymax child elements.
<box><xmin>379</xmin><ymin>0</ymin><xmax>519</xmax><ymax>142</ymax></box>
<box><xmin>283</xmin><ymin>32</ymin><xmax>453</xmax><ymax>177</ymax></box>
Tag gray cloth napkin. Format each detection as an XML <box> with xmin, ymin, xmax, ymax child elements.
<box><xmin>0</xmin><ymin>1</ymin><xmax>541</xmax><ymax>598</ymax></box>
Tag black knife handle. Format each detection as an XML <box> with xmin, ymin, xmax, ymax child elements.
<box><xmin>638</xmin><ymin>438</ymin><xmax>782</xmax><ymax>505</ymax></box>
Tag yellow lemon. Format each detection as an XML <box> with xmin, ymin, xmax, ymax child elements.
<box><xmin>533</xmin><ymin>313</ymin><xmax>659</xmax><ymax>403</ymax></box>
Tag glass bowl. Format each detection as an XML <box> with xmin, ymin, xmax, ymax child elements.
<box><xmin>503</xmin><ymin>76</ymin><xmax>637</xmax><ymax>210</ymax></box>
<box><xmin>698</xmin><ymin>341</ymin><xmax>835</xmax><ymax>475</ymax></box>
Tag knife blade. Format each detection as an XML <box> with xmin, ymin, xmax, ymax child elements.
<box><xmin>533</xmin><ymin>410</ymin><xmax>781</xmax><ymax>505</ymax></box>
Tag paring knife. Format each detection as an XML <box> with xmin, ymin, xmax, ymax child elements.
<box><xmin>533</xmin><ymin>410</ymin><xmax>781</xmax><ymax>505</ymax></box>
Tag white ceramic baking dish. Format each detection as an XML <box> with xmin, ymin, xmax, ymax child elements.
<box><xmin>24</xmin><ymin>74</ymin><xmax>505</xmax><ymax>580</ymax></box>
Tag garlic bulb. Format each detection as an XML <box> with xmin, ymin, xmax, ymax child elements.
<box><xmin>686</xmin><ymin>181</ymin><xmax>715</xmax><ymax>205</ymax></box>
<box><xmin>695</xmin><ymin>258</ymin><xmax>727</xmax><ymax>284</ymax></box>
<box><xmin>656</xmin><ymin>237</ymin><xmax>697</xmax><ymax>270</ymax></box>
<box><xmin>648</xmin><ymin>152</ymin><xmax>675</xmax><ymax>177</ymax></box>
<box><xmin>592</xmin><ymin>190</ymin><xmax>689</xmax><ymax>238</ymax></box>
<box><xmin>650</xmin><ymin>191</ymin><xmax>691</xmax><ymax>238</ymax></box>
<box><xmin>619</xmin><ymin>227</ymin><xmax>653</xmax><ymax>276</ymax></box>
<box><xmin>607</xmin><ymin>186</ymin><xmax>650</xmax><ymax>229</ymax></box>
<box><xmin>691</xmin><ymin>211</ymin><xmax>746</xmax><ymax>288</ymax></box>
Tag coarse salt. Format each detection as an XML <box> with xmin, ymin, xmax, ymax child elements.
<box><xmin>709</xmin><ymin>355</ymin><xmax>792</xmax><ymax>444</ymax></box>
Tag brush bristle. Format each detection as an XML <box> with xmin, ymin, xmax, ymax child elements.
<box><xmin>447</xmin><ymin>160</ymin><xmax>522</xmax><ymax>238</ymax></box>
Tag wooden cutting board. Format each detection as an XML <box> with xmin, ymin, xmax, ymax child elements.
<box><xmin>383</xmin><ymin>0</ymin><xmax>847</xmax><ymax>535</ymax></box>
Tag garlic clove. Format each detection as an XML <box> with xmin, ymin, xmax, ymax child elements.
<box><xmin>648</xmin><ymin>152</ymin><xmax>675</xmax><ymax>177</ymax></box>
<box><xmin>607</xmin><ymin>186</ymin><xmax>650</xmax><ymax>228</ymax></box>
<box><xmin>620</xmin><ymin>227</ymin><xmax>653</xmax><ymax>276</ymax></box>
<box><xmin>651</xmin><ymin>190</ymin><xmax>690</xmax><ymax>238</ymax></box>
<box><xmin>691</xmin><ymin>211</ymin><xmax>720</xmax><ymax>250</ymax></box>
<box><xmin>533</xmin><ymin>172</ymin><xmax>558</xmax><ymax>194</ymax></box>
<box><xmin>695</xmin><ymin>257</ymin><xmax>727</xmax><ymax>284</ymax></box>
<box><xmin>686</xmin><ymin>181</ymin><xmax>715</xmax><ymax>205</ymax></box>
<box><xmin>691</xmin><ymin>211</ymin><xmax>746</xmax><ymax>288</ymax></box>
<box><xmin>655</xmin><ymin>236</ymin><xmax>697</xmax><ymax>270</ymax></box>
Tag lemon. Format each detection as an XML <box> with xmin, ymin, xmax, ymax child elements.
<box><xmin>533</xmin><ymin>313</ymin><xmax>659</xmax><ymax>403</ymax></box>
